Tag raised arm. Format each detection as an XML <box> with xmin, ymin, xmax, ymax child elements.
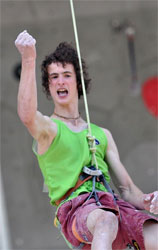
<box><xmin>102</xmin><ymin>128</ymin><xmax>158</xmax><ymax>214</ymax></box>
<box><xmin>15</xmin><ymin>31</ymin><xmax>57</xmax><ymax>143</ymax></box>
<box><xmin>15</xmin><ymin>30</ymin><xmax>37</xmax><ymax>126</ymax></box>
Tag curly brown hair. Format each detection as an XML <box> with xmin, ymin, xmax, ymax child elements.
<box><xmin>41</xmin><ymin>42</ymin><xmax>91</xmax><ymax>99</ymax></box>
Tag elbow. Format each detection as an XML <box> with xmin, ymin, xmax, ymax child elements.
<box><xmin>119</xmin><ymin>179</ymin><xmax>139</xmax><ymax>202</ymax></box>
<box><xmin>119</xmin><ymin>186</ymin><xmax>130</xmax><ymax>201</ymax></box>
<box><xmin>17</xmin><ymin>94</ymin><xmax>37</xmax><ymax>126</ymax></box>
<box><xmin>17</xmin><ymin>106</ymin><xmax>35</xmax><ymax>126</ymax></box>
<box><xmin>119</xmin><ymin>180</ymin><xmax>134</xmax><ymax>202</ymax></box>
<box><xmin>120</xmin><ymin>189</ymin><xmax>130</xmax><ymax>202</ymax></box>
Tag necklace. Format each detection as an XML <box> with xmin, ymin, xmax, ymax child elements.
<box><xmin>53</xmin><ymin>112</ymin><xmax>80</xmax><ymax>120</ymax></box>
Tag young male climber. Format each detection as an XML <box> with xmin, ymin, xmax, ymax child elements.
<box><xmin>15</xmin><ymin>30</ymin><xmax>158</xmax><ymax>250</ymax></box>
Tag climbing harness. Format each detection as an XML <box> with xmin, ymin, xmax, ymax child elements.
<box><xmin>70</xmin><ymin>0</ymin><xmax>117</xmax><ymax>206</ymax></box>
<box><xmin>83</xmin><ymin>166</ymin><xmax>118</xmax><ymax>206</ymax></box>
<box><xmin>55</xmin><ymin>165</ymin><xmax>118</xmax><ymax>206</ymax></box>
<box><xmin>55</xmin><ymin>173</ymin><xmax>92</xmax><ymax>206</ymax></box>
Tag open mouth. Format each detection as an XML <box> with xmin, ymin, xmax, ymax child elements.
<box><xmin>57</xmin><ymin>89</ymin><xmax>68</xmax><ymax>97</ymax></box>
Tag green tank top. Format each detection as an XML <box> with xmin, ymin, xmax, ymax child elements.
<box><xmin>32</xmin><ymin>119</ymin><xmax>110</xmax><ymax>206</ymax></box>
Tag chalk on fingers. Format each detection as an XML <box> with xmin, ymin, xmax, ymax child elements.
<box><xmin>151</xmin><ymin>196</ymin><xmax>157</xmax><ymax>204</ymax></box>
<box><xmin>144</xmin><ymin>196</ymin><xmax>150</xmax><ymax>201</ymax></box>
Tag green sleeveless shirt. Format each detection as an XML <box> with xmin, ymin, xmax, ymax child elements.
<box><xmin>32</xmin><ymin>119</ymin><xmax>110</xmax><ymax>206</ymax></box>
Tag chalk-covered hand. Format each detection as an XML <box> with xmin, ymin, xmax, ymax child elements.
<box><xmin>143</xmin><ymin>191</ymin><xmax>158</xmax><ymax>214</ymax></box>
<box><xmin>15</xmin><ymin>30</ymin><xmax>36</xmax><ymax>60</ymax></box>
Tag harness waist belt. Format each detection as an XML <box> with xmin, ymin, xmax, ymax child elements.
<box><xmin>55</xmin><ymin>173</ymin><xmax>92</xmax><ymax>206</ymax></box>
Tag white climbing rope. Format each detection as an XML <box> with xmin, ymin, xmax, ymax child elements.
<box><xmin>69</xmin><ymin>0</ymin><xmax>98</xmax><ymax>169</ymax></box>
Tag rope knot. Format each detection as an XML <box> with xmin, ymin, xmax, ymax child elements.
<box><xmin>87</xmin><ymin>134</ymin><xmax>95</xmax><ymax>142</ymax></box>
<box><xmin>90</xmin><ymin>147</ymin><xmax>96</xmax><ymax>153</ymax></box>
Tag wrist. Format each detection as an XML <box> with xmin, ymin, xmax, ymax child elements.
<box><xmin>142</xmin><ymin>193</ymin><xmax>151</xmax><ymax>211</ymax></box>
<box><xmin>22</xmin><ymin>57</ymin><xmax>36</xmax><ymax>66</ymax></box>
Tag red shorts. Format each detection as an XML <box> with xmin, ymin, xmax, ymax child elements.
<box><xmin>57</xmin><ymin>192</ymin><xmax>158</xmax><ymax>250</ymax></box>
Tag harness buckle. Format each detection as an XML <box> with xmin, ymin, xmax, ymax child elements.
<box><xmin>83</xmin><ymin>166</ymin><xmax>102</xmax><ymax>176</ymax></box>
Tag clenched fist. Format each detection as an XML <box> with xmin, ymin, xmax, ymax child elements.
<box><xmin>15</xmin><ymin>30</ymin><xmax>36</xmax><ymax>61</ymax></box>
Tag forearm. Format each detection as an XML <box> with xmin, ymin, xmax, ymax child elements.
<box><xmin>106</xmin><ymin>151</ymin><xmax>145</xmax><ymax>210</ymax></box>
<box><xmin>18</xmin><ymin>59</ymin><xmax>37</xmax><ymax>124</ymax></box>
<box><xmin>120</xmin><ymin>183</ymin><xmax>145</xmax><ymax>210</ymax></box>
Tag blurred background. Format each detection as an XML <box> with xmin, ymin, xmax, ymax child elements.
<box><xmin>1</xmin><ymin>0</ymin><xmax>157</xmax><ymax>249</ymax></box>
